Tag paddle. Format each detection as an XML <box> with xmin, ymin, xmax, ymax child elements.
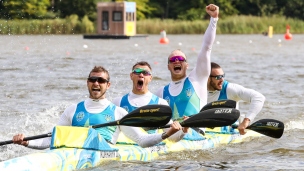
<box><xmin>0</xmin><ymin>104</ymin><xmax>172</xmax><ymax>146</ymax></box>
<box><xmin>157</xmin><ymin>108</ymin><xmax>240</xmax><ymax>129</ymax></box>
<box><xmin>231</xmin><ymin>119</ymin><xmax>284</xmax><ymax>139</ymax></box>
<box><xmin>191</xmin><ymin>99</ymin><xmax>237</xmax><ymax>135</ymax></box>
<box><xmin>200</xmin><ymin>99</ymin><xmax>237</xmax><ymax>112</ymax></box>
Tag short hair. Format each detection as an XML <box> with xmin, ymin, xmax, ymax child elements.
<box><xmin>167</xmin><ymin>49</ymin><xmax>187</xmax><ymax>64</ymax></box>
<box><xmin>211</xmin><ymin>62</ymin><xmax>221</xmax><ymax>70</ymax></box>
<box><xmin>132</xmin><ymin>61</ymin><xmax>152</xmax><ymax>71</ymax></box>
<box><xmin>88</xmin><ymin>66</ymin><xmax>110</xmax><ymax>81</ymax></box>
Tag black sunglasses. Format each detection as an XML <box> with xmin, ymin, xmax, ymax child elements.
<box><xmin>210</xmin><ymin>73</ymin><xmax>225</xmax><ymax>80</ymax></box>
<box><xmin>88</xmin><ymin>77</ymin><xmax>109</xmax><ymax>84</ymax></box>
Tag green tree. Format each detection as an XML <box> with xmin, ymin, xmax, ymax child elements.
<box><xmin>0</xmin><ymin>0</ymin><xmax>50</xmax><ymax>19</ymax></box>
<box><xmin>283</xmin><ymin>0</ymin><xmax>304</xmax><ymax>20</ymax></box>
<box><xmin>233</xmin><ymin>0</ymin><xmax>284</xmax><ymax>17</ymax></box>
<box><xmin>57</xmin><ymin>0</ymin><xmax>100</xmax><ymax>21</ymax></box>
<box><xmin>149</xmin><ymin>0</ymin><xmax>238</xmax><ymax>20</ymax></box>
<box><xmin>116</xmin><ymin>0</ymin><xmax>156</xmax><ymax>20</ymax></box>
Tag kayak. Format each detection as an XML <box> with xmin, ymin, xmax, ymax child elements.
<box><xmin>0</xmin><ymin>103</ymin><xmax>284</xmax><ymax>171</ymax></box>
<box><xmin>0</xmin><ymin>127</ymin><xmax>262</xmax><ymax>171</ymax></box>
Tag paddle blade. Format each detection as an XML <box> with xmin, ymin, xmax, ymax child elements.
<box><xmin>247</xmin><ymin>119</ymin><xmax>284</xmax><ymax>138</ymax></box>
<box><xmin>119</xmin><ymin>104</ymin><xmax>172</xmax><ymax>127</ymax></box>
<box><xmin>180</xmin><ymin>108</ymin><xmax>240</xmax><ymax>128</ymax></box>
<box><xmin>200</xmin><ymin>100</ymin><xmax>237</xmax><ymax>112</ymax></box>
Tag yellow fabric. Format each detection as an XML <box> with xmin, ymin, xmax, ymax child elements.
<box><xmin>52</xmin><ymin>126</ymin><xmax>88</xmax><ymax>148</ymax></box>
<box><xmin>51</xmin><ymin>126</ymin><xmax>116</xmax><ymax>151</ymax></box>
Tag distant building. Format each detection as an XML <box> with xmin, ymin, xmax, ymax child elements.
<box><xmin>97</xmin><ymin>1</ymin><xmax>136</xmax><ymax>36</ymax></box>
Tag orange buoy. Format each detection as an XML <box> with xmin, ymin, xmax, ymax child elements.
<box><xmin>284</xmin><ymin>25</ymin><xmax>292</xmax><ymax>40</ymax></box>
<box><xmin>159</xmin><ymin>30</ymin><xmax>169</xmax><ymax>44</ymax></box>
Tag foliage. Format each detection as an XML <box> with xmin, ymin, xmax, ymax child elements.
<box><xmin>283</xmin><ymin>0</ymin><xmax>304</xmax><ymax>20</ymax></box>
<box><xmin>1</xmin><ymin>15</ymin><xmax>303</xmax><ymax>35</ymax></box>
<box><xmin>0</xmin><ymin>0</ymin><xmax>50</xmax><ymax>19</ymax></box>
<box><xmin>136</xmin><ymin>15</ymin><xmax>304</xmax><ymax>34</ymax></box>
<box><xmin>56</xmin><ymin>0</ymin><xmax>99</xmax><ymax>21</ymax></box>
<box><xmin>4</xmin><ymin>0</ymin><xmax>304</xmax><ymax>35</ymax></box>
<box><xmin>0</xmin><ymin>14</ymin><xmax>95</xmax><ymax>35</ymax></box>
<box><xmin>120</xmin><ymin>0</ymin><xmax>156</xmax><ymax>20</ymax></box>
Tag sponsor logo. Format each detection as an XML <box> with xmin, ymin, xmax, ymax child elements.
<box><xmin>214</xmin><ymin>109</ymin><xmax>232</xmax><ymax>114</ymax></box>
<box><xmin>100</xmin><ymin>151</ymin><xmax>118</xmax><ymax>158</ymax></box>
<box><xmin>212</xmin><ymin>101</ymin><xmax>227</xmax><ymax>106</ymax></box>
<box><xmin>148</xmin><ymin>145</ymin><xmax>167</xmax><ymax>153</ymax></box>
<box><xmin>76</xmin><ymin>112</ymin><xmax>85</xmax><ymax>122</ymax></box>
<box><xmin>140</xmin><ymin>108</ymin><xmax>161</xmax><ymax>113</ymax></box>
<box><xmin>266</xmin><ymin>122</ymin><xmax>279</xmax><ymax>127</ymax></box>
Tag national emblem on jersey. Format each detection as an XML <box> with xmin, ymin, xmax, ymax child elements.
<box><xmin>104</xmin><ymin>114</ymin><xmax>113</xmax><ymax>122</ymax></box>
<box><xmin>186</xmin><ymin>88</ymin><xmax>192</xmax><ymax>98</ymax></box>
<box><xmin>165</xmin><ymin>96</ymin><xmax>170</xmax><ymax>105</ymax></box>
<box><xmin>122</xmin><ymin>106</ymin><xmax>129</xmax><ymax>112</ymax></box>
<box><xmin>76</xmin><ymin>112</ymin><xmax>85</xmax><ymax>122</ymax></box>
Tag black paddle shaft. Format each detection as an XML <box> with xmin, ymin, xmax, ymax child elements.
<box><xmin>0</xmin><ymin>104</ymin><xmax>172</xmax><ymax>146</ymax></box>
<box><xmin>92</xmin><ymin>104</ymin><xmax>172</xmax><ymax>128</ymax></box>
<box><xmin>0</xmin><ymin>133</ymin><xmax>52</xmax><ymax>146</ymax></box>
<box><xmin>158</xmin><ymin>108</ymin><xmax>240</xmax><ymax>129</ymax></box>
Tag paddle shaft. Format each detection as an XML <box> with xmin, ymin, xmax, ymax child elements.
<box><xmin>0</xmin><ymin>133</ymin><xmax>52</xmax><ymax>146</ymax></box>
<box><xmin>158</xmin><ymin>108</ymin><xmax>240</xmax><ymax>129</ymax></box>
<box><xmin>0</xmin><ymin>104</ymin><xmax>172</xmax><ymax>146</ymax></box>
<box><xmin>191</xmin><ymin>99</ymin><xmax>237</xmax><ymax>135</ymax></box>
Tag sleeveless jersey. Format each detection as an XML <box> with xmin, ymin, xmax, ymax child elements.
<box><xmin>163</xmin><ymin>78</ymin><xmax>200</xmax><ymax>120</ymax></box>
<box><xmin>218</xmin><ymin>80</ymin><xmax>228</xmax><ymax>100</ymax></box>
<box><xmin>72</xmin><ymin>101</ymin><xmax>117</xmax><ymax>142</ymax></box>
<box><xmin>119</xmin><ymin>93</ymin><xmax>160</xmax><ymax>134</ymax></box>
<box><xmin>217</xmin><ymin>80</ymin><xmax>239</xmax><ymax>134</ymax></box>
<box><xmin>119</xmin><ymin>93</ymin><xmax>159</xmax><ymax>112</ymax></box>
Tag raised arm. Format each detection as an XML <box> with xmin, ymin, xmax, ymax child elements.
<box><xmin>192</xmin><ymin>4</ymin><xmax>219</xmax><ymax>81</ymax></box>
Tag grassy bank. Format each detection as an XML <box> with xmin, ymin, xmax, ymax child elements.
<box><xmin>0</xmin><ymin>15</ymin><xmax>95</xmax><ymax>35</ymax></box>
<box><xmin>137</xmin><ymin>16</ymin><xmax>304</xmax><ymax>34</ymax></box>
<box><xmin>0</xmin><ymin>15</ymin><xmax>303</xmax><ymax>35</ymax></box>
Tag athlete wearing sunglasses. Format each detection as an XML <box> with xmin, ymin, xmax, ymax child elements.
<box><xmin>113</xmin><ymin>61</ymin><xmax>188</xmax><ymax>141</ymax></box>
<box><xmin>13</xmin><ymin>66</ymin><xmax>186</xmax><ymax>149</ymax></box>
<box><xmin>207</xmin><ymin>62</ymin><xmax>265</xmax><ymax>135</ymax></box>
<box><xmin>168</xmin><ymin>56</ymin><xmax>186</xmax><ymax>64</ymax></box>
<box><xmin>156</xmin><ymin>4</ymin><xmax>219</xmax><ymax>122</ymax></box>
<box><xmin>87</xmin><ymin>76</ymin><xmax>109</xmax><ymax>84</ymax></box>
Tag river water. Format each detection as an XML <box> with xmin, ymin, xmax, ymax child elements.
<box><xmin>0</xmin><ymin>34</ymin><xmax>303</xmax><ymax>170</ymax></box>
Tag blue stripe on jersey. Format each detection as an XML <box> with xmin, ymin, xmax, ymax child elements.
<box><xmin>119</xmin><ymin>93</ymin><xmax>160</xmax><ymax>134</ymax></box>
<box><xmin>163</xmin><ymin>78</ymin><xmax>200</xmax><ymax>120</ymax></box>
<box><xmin>72</xmin><ymin>101</ymin><xmax>117</xmax><ymax>142</ymax></box>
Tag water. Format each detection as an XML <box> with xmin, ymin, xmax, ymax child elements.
<box><xmin>0</xmin><ymin>34</ymin><xmax>303</xmax><ymax>170</ymax></box>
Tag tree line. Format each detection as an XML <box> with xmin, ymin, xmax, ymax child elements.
<box><xmin>0</xmin><ymin>0</ymin><xmax>303</xmax><ymax>22</ymax></box>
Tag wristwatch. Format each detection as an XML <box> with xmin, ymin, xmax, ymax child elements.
<box><xmin>161</xmin><ymin>132</ymin><xmax>169</xmax><ymax>140</ymax></box>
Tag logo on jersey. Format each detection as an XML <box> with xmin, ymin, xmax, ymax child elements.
<box><xmin>104</xmin><ymin>114</ymin><xmax>113</xmax><ymax>122</ymax></box>
<box><xmin>122</xmin><ymin>106</ymin><xmax>129</xmax><ymax>112</ymax></box>
<box><xmin>186</xmin><ymin>88</ymin><xmax>192</xmax><ymax>98</ymax></box>
<box><xmin>165</xmin><ymin>96</ymin><xmax>170</xmax><ymax>105</ymax></box>
<box><xmin>76</xmin><ymin>112</ymin><xmax>85</xmax><ymax>122</ymax></box>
